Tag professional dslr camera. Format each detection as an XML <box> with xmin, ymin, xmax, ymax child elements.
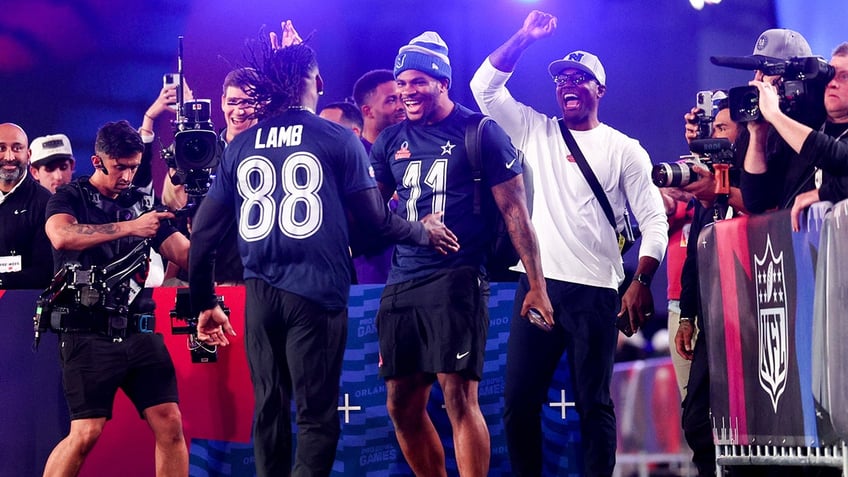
<box><xmin>711</xmin><ymin>55</ymin><xmax>834</xmax><ymax>122</ymax></box>
<box><xmin>163</xmin><ymin>98</ymin><xmax>222</xmax><ymax>216</ymax></box>
<box><xmin>652</xmin><ymin>138</ymin><xmax>735</xmax><ymax>188</ymax></box>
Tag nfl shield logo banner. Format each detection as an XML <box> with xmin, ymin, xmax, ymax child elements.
<box><xmin>754</xmin><ymin>235</ymin><xmax>788</xmax><ymax>413</ymax></box>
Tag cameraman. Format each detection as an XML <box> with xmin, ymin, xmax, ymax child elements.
<box><xmin>681</xmin><ymin>92</ymin><xmax>746</xmax><ymax>210</ymax></box>
<box><xmin>672</xmin><ymin>95</ymin><xmax>744</xmax><ymax>477</ymax></box>
<box><xmin>747</xmin><ymin>41</ymin><xmax>848</xmax><ymax>230</ymax></box>
<box><xmin>741</xmin><ymin>30</ymin><xmax>848</xmax><ymax>216</ymax></box>
<box><xmin>662</xmin><ymin>92</ymin><xmax>743</xmax><ymax>401</ymax></box>
<box><xmin>42</xmin><ymin>121</ymin><xmax>190</xmax><ymax>476</ymax></box>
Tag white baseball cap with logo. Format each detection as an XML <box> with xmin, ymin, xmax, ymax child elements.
<box><xmin>30</xmin><ymin>134</ymin><xmax>74</xmax><ymax>167</ymax></box>
<box><xmin>548</xmin><ymin>50</ymin><xmax>606</xmax><ymax>87</ymax></box>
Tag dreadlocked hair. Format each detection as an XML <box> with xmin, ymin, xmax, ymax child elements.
<box><xmin>237</xmin><ymin>33</ymin><xmax>318</xmax><ymax>121</ymax></box>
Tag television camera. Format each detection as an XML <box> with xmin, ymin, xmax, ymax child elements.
<box><xmin>710</xmin><ymin>55</ymin><xmax>834</xmax><ymax>122</ymax></box>
<box><xmin>163</xmin><ymin>36</ymin><xmax>222</xmax><ymax>217</ymax></box>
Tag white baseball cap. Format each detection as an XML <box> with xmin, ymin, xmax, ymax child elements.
<box><xmin>548</xmin><ymin>50</ymin><xmax>606</xmax><ymax>87</ymax></box>
<box><xmin>30</xmin><ymin>134</ymin><xmax>74</xmax><ymax>167</ymax></box>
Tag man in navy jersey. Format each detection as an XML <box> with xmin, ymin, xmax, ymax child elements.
<box><xmin>188</xmin><ymin>38</ymin><xmax>458</xmax><ymax>477</ymax></box>
<box><xmin>370</xmin><ymin>32</ymin><xmax>553</xmax><ymax>476</ymax></box>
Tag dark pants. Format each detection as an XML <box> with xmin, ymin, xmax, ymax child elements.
<box><xmin>244</xmin><ymin>279</ymin><xmax>347</xmax><ymax>477</ymax></box>
<box><xmin>682</xmin><ymin>329</ymin><xmax>715</xmax><ymax>477</ymax></box>
<box><xmin>503</xmin><ymin>275</ymin><xmax>618</xmax><ymax>477</ymax></box>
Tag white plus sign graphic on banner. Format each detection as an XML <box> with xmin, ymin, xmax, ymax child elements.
<box><xmin>338</xmin><ymin>393</ymin><xmax>362</xmax><ymax>424</ymax></box>
<box><xmin>549</xmin><ymin>389</ymin><xmax>575</xmax><ymax>420</ymax></box>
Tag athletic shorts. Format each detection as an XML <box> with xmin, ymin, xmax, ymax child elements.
<box><xmin>377</xmin><ymin>266</ymin><xmax>489</xmax><ymax>380</ymax></box>
<box><xmin>59</xmin><ymin>332</ymin><xmax>179</xmax><ymax>420</ymax></box>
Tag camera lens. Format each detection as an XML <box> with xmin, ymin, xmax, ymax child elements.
<box><xmin>651</xmin><ymin>162</ymin><xmax>697</xmax><ymax>188</ymax></box>
<box><xmin>742</xmin><ymin>91</ymin><xmax>759</xmax><ymax>116</ymax></box>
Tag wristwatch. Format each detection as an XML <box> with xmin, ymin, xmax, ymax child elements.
<box><xmin>633</xmin><ymin>273</ymin><xmax>653</xmax><ymax>287</ymax></box>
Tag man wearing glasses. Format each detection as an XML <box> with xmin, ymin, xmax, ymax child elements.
<box><xmin>471</xmin><ymin>10</ymin><xmax>667</xmax><ymax>477</ymax></box>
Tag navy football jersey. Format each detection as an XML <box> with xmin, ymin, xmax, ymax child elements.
<box><xmin>207</xmin><ymin>109</ymin><xmax>376</xmax><ymax>309</ymax></box>
<box><xmin>371</xmin><ymin>103</ymin><xmax>521</xmax><ymax>284</ymax></box>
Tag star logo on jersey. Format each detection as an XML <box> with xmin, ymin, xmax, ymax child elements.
<box><xmin>394</xmin><ymin>141</ymin><xmax>411</xmax><ymax>160</ymax></box>
<box><xmin>441</xmin><ymin>141</ymin><xmax>456</xmax><ymax>156</ymax></box>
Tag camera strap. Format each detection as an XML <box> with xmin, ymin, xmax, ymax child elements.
<box><xmin>557</xmin><ymin>119</ymin><xmax>632</xmax><ymax>238</ymax></box>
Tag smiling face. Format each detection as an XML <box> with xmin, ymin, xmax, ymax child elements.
<box><xmin>0</xmin><ymin>123</ymin><xmax>29</xmax><ymax>192</ymax></box>
<box><xmin>221</xmin><ymin>86</ymin><xmax>257</xmax><ymax>142</ymax></box>
<box><xmin>396</xmin><ymin>69</ymin><xmax>452</xmax><ymax>125</ymax></box>
<box><xmin>553</xmin><ymin>67</ymin><xmax>604</xmax><ymax>130</ymax></box>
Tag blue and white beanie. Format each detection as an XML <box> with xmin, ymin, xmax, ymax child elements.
<box><xmin>394</xmin><ymin>31</ymin><xmax>452</xmax><ymax>88</ymax></box>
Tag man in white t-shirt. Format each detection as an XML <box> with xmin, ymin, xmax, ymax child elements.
<box><xmin>470</xmin><ymin>10</ymin><xmax>668</xmax><ymax>477</ymax></box>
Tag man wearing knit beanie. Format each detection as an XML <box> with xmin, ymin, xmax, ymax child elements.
<box><xmin>372</xmin><ymin>31</ymin><xmax>553</xmax><ymax>476</ymax></box>
<box><xmin>394</xmin><ymin>31</ymin><xmax>452</xmax><ymax>88</ymax></box>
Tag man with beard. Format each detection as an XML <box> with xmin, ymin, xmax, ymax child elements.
<box><xmin>370</xmin><ymin>31</ymin><xmax>553</xmax><ymax>476</ymax></box>
<box><xmin>0</xmin><ymin>123</ymin><xmax>53</xmax><ymax>289</ymax></box>
<box><xmin>470</xmin><ymin>10</ymin><xmax>667</xmax><ymax>477</ymax></box>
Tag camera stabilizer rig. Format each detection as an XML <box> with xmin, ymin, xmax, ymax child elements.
<box><xmin>33</xmin><ymin>239</ymin><xmax>153</xmax><ymax>350</ymax></box>
<box><xmin>169</xmin><ymin>288</ymin><xmax>230</xmax><ymax>363</ymax></box>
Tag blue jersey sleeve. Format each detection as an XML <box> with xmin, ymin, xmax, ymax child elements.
<box><xmin>337</xmin><ymin>129</ymin><xmax>377</xmax><ymax>196</ymax></box>
<box><xmin>205</xmin><ymin>143</ymin><xmax>237</xmax><ymax>206</ymax></box>
<box><xmin>370</xmin><ymin>130</ymin><xmax>398</xmax><ymax>195</ymax></box>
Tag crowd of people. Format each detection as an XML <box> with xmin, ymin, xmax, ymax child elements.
<box><xmin>2</xmin><ymin>9</ymin><xmax>847</xmax><ymax>477</ymax></box>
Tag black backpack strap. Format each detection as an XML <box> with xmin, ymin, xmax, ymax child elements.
<box><xmin>557</xmin><ymin>119</ymin><xmax>617</xmax><ymax>231</ymax></box>
<box><xmin>465</xmin><ymin>113</ymin><xmax>493</xmax><ymax>215</ymax></box>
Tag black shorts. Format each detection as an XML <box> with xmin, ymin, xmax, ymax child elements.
<box><xmin>377</xmin><ymin>266</ymin><xmax>489</xmax><ymax>380</ymax></box>
<box><xmin>59</xmin><ymin>332</ymin><xmax>179</xmax><ymax>420</ymax></box>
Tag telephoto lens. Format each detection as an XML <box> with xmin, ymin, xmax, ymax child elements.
<box><xmin>651</xmin><ymin>161</ymin><xmax>698</xmax><ymax>188</ymax></box>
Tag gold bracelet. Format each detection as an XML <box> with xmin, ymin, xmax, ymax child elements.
<box><xmin>144</xmin><ymin>113</ymin><xmax>155</xmax><ymax>121</ymax></box>
<box><xmin>139</xmin><ymin>128</ymin><xmax>154</xmax><ymax>136</ymax></box>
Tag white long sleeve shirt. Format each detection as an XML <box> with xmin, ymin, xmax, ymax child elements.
<box><xmin>470</xmin><ymin>58</ymin><xmax>668</xmax><ymax>290</ymax></box>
